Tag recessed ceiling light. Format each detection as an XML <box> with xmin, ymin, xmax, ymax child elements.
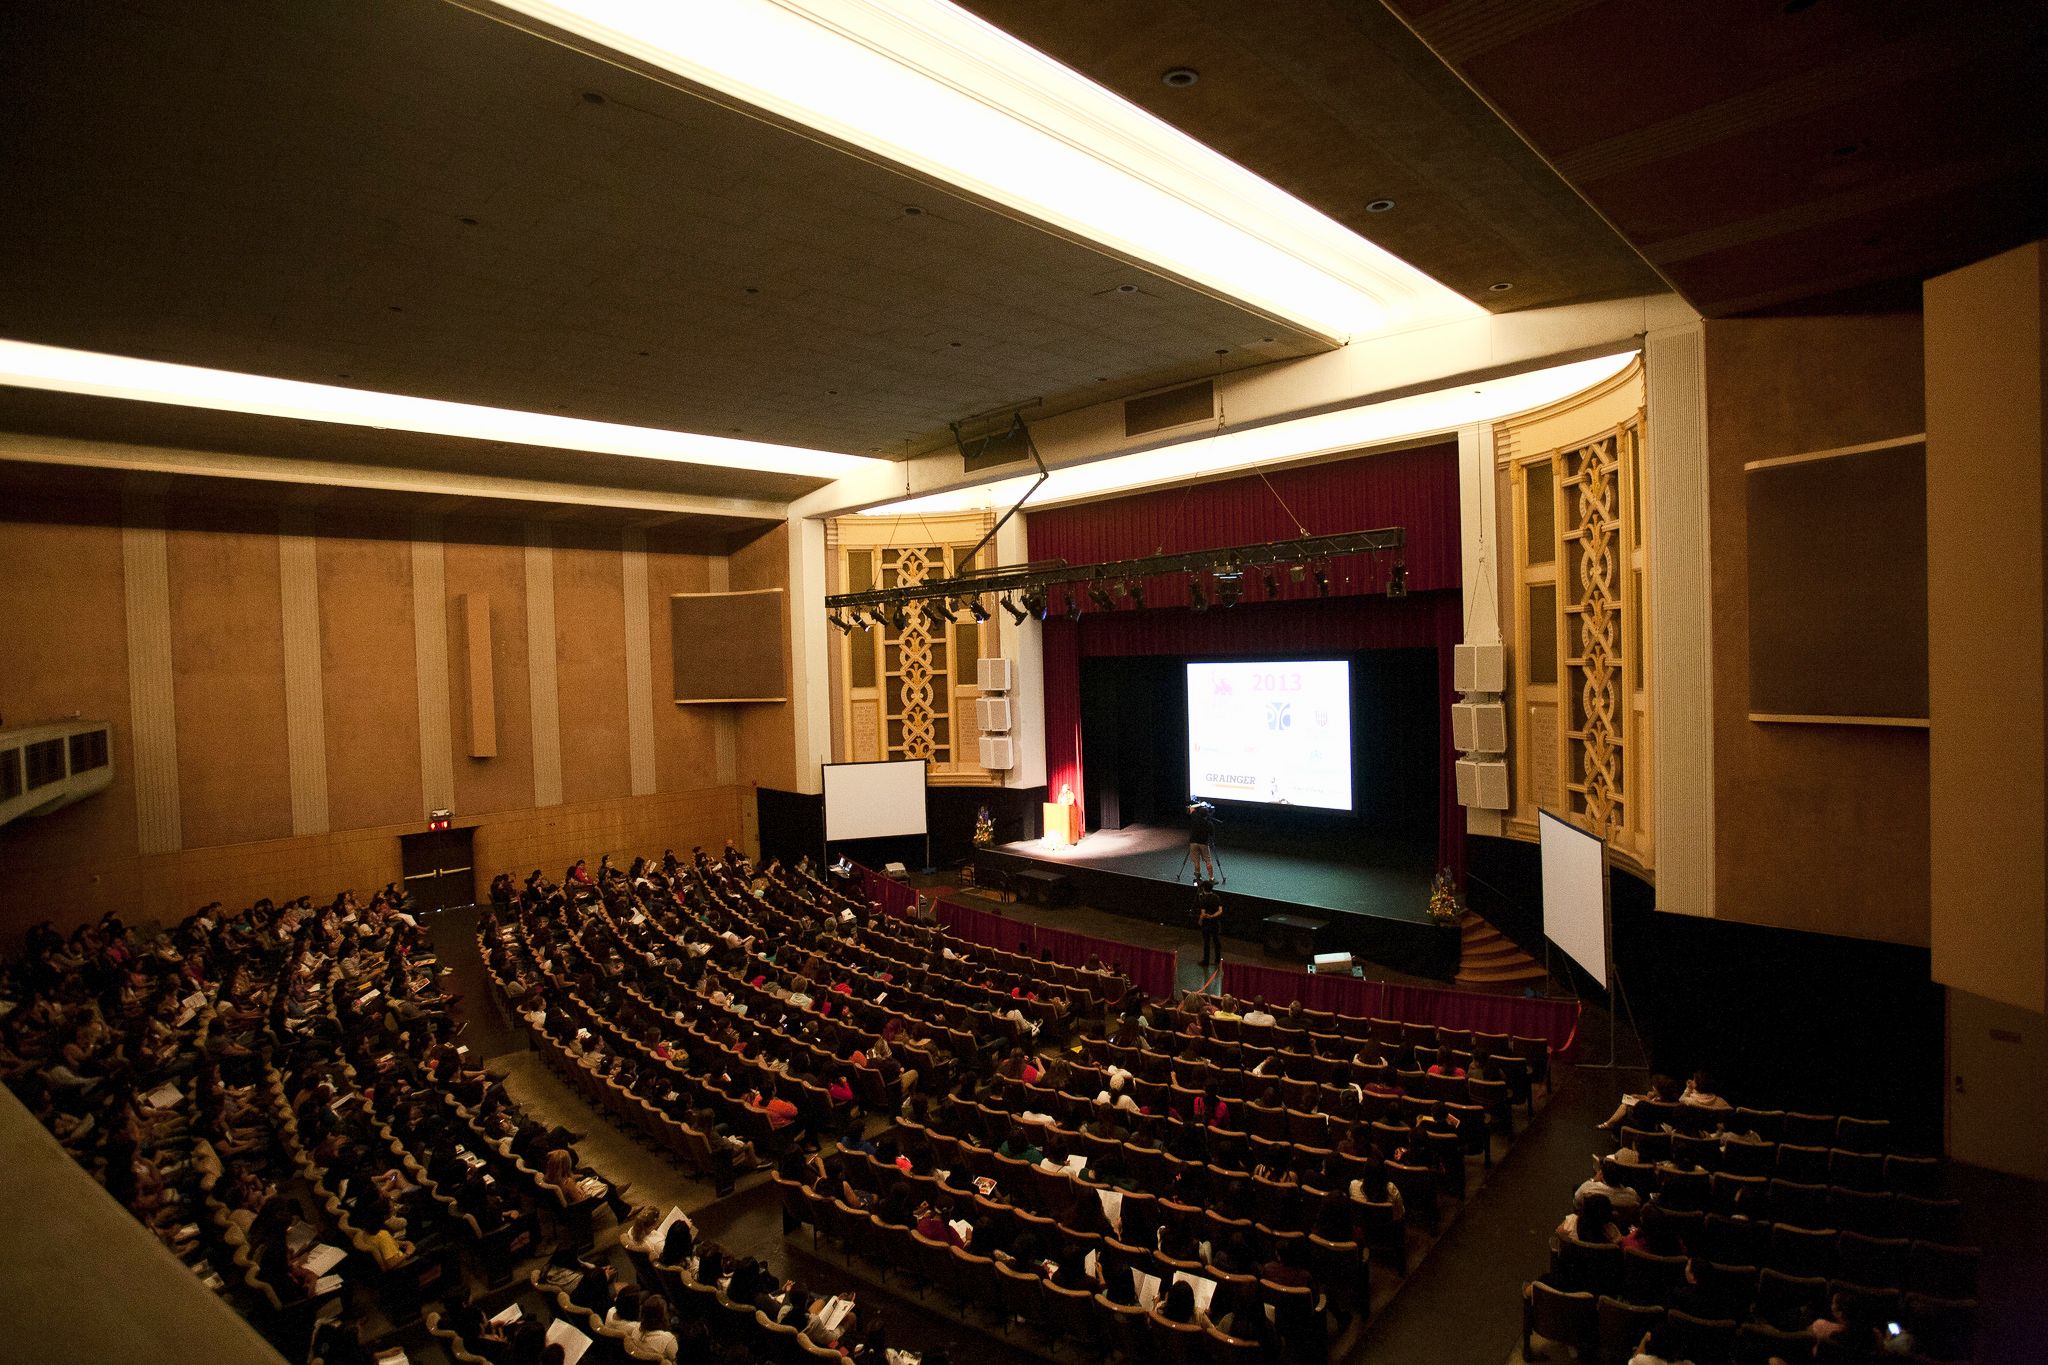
<box><xmin>1116</xmin><ymin>283</ymin><xmax>1139</xmax><ymax>294</ymax></box>
<box><xmin>903</xmin><ymin>205</ymin><xmax>924</xmax><ymax>216</ymax></box>
<box><xmin>458</xmin><ymin>216</ymin><xmax>479</xmax><ymax>226</ymax></box>
<box><xmin>1214</xmin><ymin>348</ymin><xmax>1229</xmax><ymax>356</ymax></box>
<box><xmin>1365</xmin><ymin>199</ymin><xmax>1395</xmax><ymax>213</ymax></box>
<box><xmin>1489</xmin><ymin>281</ymin><xmax>1515</xmax><ymax>292</ymax></box>
<box><xmin>0</xmin><ymin>339</ymin><xmax>883</xmax><ymax>479</ymax></box>
<box><xmin>581</xmin><ymin>90</ymin><xmax>607</xmax><ymax>103</ymax></box>
<box><xmin>1161</xmin><ymin>67</ymin><xmax>1199</xmax><ymax>88</ymax></box>
<box><xmin>744</xmin><ymin>286</ymin><xmax>760</xmax><ymax>294</ymax></box>
<box><xmin>949</xmin><ymin>340</ymin><xmax>963</xmax><ymax>347</ymax></box>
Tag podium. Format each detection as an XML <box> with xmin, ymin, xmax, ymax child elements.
<box><xmin>1042</xmin><ymin>801</ymin><xmax>1082</xmax><ymax>847</ymax></box>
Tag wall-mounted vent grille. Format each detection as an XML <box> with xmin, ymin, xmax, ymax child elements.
<box><xmin>1125</xmin><ymin>380</ymin><xmax>1215</xmax><ymax>437</ymax></box>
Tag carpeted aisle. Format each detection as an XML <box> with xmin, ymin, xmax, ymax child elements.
<box><xmin>1352</xmin><ymin>1065</ymin><xmax>1633</xmax><ymax>1365</ymax></box>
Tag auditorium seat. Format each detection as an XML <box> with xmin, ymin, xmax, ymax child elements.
<box><xmin>1595</xmin><ymin>1295</ymin><xmax>1664</xmax><ymax>1365</ymax></box>
<box><xmin>1525</xmin><ymin>1282</ymin><xmax>1599</xmax><ymax>1361</ymax></box>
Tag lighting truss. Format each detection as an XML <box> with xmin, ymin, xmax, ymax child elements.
<box><xmin>824</xmin><ymin>527</ymin><xmax>1405</xmax><ymax>621</ymax></box>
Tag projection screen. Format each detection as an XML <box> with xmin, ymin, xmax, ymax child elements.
<box><xmin>822</xmin><ymin>759</ymin><xmax>929</xmax><ymax>842</ymax></box>
<box><xmin>1539</xmin><ymin>809</ymin><xmax>1610</xmax><ymax>987</ymax></box>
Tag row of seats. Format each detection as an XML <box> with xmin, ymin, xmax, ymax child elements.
<box><xmin>1525</xmin><ymin>1284</ymin><xmax>1975</xmax><ymax>1365</ymax></box>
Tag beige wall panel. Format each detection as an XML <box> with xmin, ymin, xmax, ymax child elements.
<box><xmin>316</xmin><ymin>515</ymin><xmax>425</xmax><ymax>834</ymax></box>
<box><xmin>1704</xmin><ymin>315</ymin><xmax>1930</xmax><ymax>944</ymax></box>
<box><xmin>729</xmin><ymin>523</ymin><xmax>797</xmax><ymax>793</ymax></box>
<box><xmin>551</xmin><ymin>525</ymin><xmax>631</xmax><ymax>807</ymax></box>
<box><xmin>620</xmin><ymin>528</ymin><xmax>657</xmax><ymax>796</ymax></box>
<box><xmin>0</xmin><ymin>502</ymin><xmax>142</xmax><ymax>944</ymax></box>
<box><xmin>443</xmin><ymin>519</ymin><xmax>535</xmax><ymax>818</ymax></box>
<box><xmin>1925</xmin><ymin>242</ymin><xmax>2048</xmax><ymax>1015</ymax></box>
<box><xmin>643</xmin><ymin>534</ymin><xmax>720</xmax><ymax>792</ymax></box>
<box><xmin>277</xmin><ymin>508</ymin><xmax>330</xmax><ymax>836</ymax></box>
<box><xmin>522</xmin><ymin>522</ymin><xmax>563</xmax><ymax>808</ymax></box>
<box><xmin>165</xmin><ymin>503</ymin><xmax>293</xmax><ymax>849</ymax></box>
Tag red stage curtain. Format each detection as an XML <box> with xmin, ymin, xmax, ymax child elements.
<box><xmin>1220</xmin><ymin>961</ymin><xmax>1581</xmax><ymax>1059</ymax></box>
<box><xmin>935</xmin><ymin>899</ymin><xmax>1177</xmax><ymax>998</ymax></box>
<box><xmin>1029</xmin><ymin>441</ymin><xmax>1467</xmax><ymax>880</ymax></box>
<box><xmin>1026</xmin><ymin>441</ymin><xmax>1460</xmax><ymax>600</ymax></box>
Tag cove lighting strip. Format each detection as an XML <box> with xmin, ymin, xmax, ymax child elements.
<box><xmin>0</xmin><ymin>340</ymin><xmax>884</xmax><ymax>480</ymax></box>
<box><xmin>861</xmin><ymin>351</ymin><xmax>1640</xmax><ymax>516</ymax></box>
<box><xmin>478</xmin><ymin>0</ymin><xmax>1480</xmax><ymax>344</ymax></box>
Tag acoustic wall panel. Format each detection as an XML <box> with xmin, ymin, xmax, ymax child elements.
<box><xmin>671</xmin><ymin>589</ymin><xmax>787</xmax><ymax>703</ymax></box>
<box><xmin>1746</xmin><ymin>440</ymin><xmax>1928</xmax><ymax>722</ymax></box>
<box><xmin>458</xmin><ymin>592</ymin><xmax>497</xmax><ymax>758</ymax></box>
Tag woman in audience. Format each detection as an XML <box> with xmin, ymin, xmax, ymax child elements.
<box><xmin>1558</xmin><ymin>1191</ymin><xmax>1624</xmax><ymax>1244</ymax></box>
<box><xmin>1680</xmin><ymin>1070</ymin><xmax>1731</xmax><ymax>1111</ymax></box>
<box><xmin>630</xmin><ymin>1293</ymin><xmax>679</xmax><ymax>1362</ymax></box>
<box><xmin>1596</xmin><ymin>1073</ymin><xmax>1681</xmax><ymax>1131</ymax></box>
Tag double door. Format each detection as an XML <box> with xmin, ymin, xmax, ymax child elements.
<box><xmin>399</xmin><ymin>827</ymin><xmax>476</xmax><ymax>912</ymax></box>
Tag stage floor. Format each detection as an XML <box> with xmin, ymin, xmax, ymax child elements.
<box><xmin>988</xmin><ymin>822</ymin><xmax>1436</xmax><ymax>924</ymax></box>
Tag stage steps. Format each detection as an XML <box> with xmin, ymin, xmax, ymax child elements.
<box><xmin>1454</xmin><ymin>910</ymin><xmax>1549</xmax><ymax>989</ymax></box>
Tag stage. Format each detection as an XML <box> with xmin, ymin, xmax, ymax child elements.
<box><xmin>973</xmin><ymin>822</ymin><xmax>1460</xmax><ymax>980</ymax></box>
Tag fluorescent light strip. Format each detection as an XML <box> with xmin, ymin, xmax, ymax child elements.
<box><xmin>486</xmin><ymin>0</ymin><xmax>1480</xmax><ymax>343</ymax></box>
<box><xmin>0</xmin><ymin>340</ymin><xmax>883</xmax><ymax>479</ymax></box>
<box><xmin>862</xmin><ymin>352</ymin><xmax>1640</xmax><ymax>516</ymax></box>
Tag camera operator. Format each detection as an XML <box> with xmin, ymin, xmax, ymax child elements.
<box><xmin>1186</xmin><ymin>798</ymin><xmax>1219</xmax><ymax>882</ymax></box>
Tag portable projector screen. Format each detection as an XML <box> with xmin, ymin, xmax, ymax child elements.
<box><xmin>1539</xmin><ymin>810</ymin><xmax>1610</xmax><ymax>987</ymax></box>
<box><xmin>822</xmin><ymin>759</ymin><xmax>928</xmax><ymax>842</ymax></box>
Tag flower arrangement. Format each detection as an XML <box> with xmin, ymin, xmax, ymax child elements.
<box><xmin>973</xmin><ymin>804</ymin><xmax>995</xmax><ymax>847</ymax></box>
<box><xmin>1427</xmin><ymin>867</ymin><xmax>1461</xmax><ymax>926</ymax></box>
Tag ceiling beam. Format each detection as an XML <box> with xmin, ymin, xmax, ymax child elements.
<box><xmin>0</xmin><ymin>431</ymin><xmax>788</xmax><ymax>523</ymax></box>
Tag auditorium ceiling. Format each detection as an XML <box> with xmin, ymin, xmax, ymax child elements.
<box><xmin>1</xmin><ymin>0</ymin><xmax>2041</xmax><ymax>515</ymax></box>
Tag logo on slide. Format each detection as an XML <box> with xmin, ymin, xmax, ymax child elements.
<box><xmin>1265</xmin><ymin>701</ymin><xmax>1292</xmax><ymax>731</ymax></box>
<box><xmin>1204</xmin><ymin>773</ymin><xmax>1256</xmax><ymax>787</ymax></box>
<box><xmin>1212</xmin><ymin>678</ymin><xmax>1233</xmax><ymax>696</ymax></box>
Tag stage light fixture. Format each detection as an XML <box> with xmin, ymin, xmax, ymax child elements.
<box><xmin>1088</xmin><ymin>582</ymin><xmax>1117</xmax><ymax>612</ymax></box>
<box><xmin>1311</xmin><ymin>562</ymin><xmax>1330</xmax><ymax>597</ymax></box>
<box><xmin>828</xmin><ymin>610</ymin><xmax>854</xmax><ymax>634</ymax></box>
<box><xmin>1189</xmin><ymin>575</ymin><xmax>1210</xmax><ymax>611</ymax></box>
<box><xmin>1128</xmin><ymin>581</ymin><xmax>1147</xmax><ymax>610</ymax></box>
<box><xmin>1216</xmin><ymin>573</ymin><xmax>1243</xmax><ymax>608</ymax></box>
<box><xmin>1387</xmin><ymin>561</ymin><xmax>1407</xmax><ymax>598</ymax></box>
<box><xmin>1289</xmin><ymin>564</ymin><xmax>1307</xmax><ymax>582</ymax></box>
<box><xmin>889</xmin><ymin>603</ymin><xmax>911</xmax><ymax>631</ymax></box>
<box><xmin>1064</xmin><ymin>590</ymin><xmax>1084</xmax><ymax>622</ymax></box>
<box><xmin>969</xmin><ymin>596</ymin><xmax>991</xmax><ymax>623</ymax></box>
<box><xmin>1261</xmin><ymin>569</ymin><xmax>1281</xmax><ymax>598</ymax></box>
<box><xmin>1022</xmin><ymin>585</ymin><xmax>1051</xmax><ymax>621</ymax></box>
<box><xmin>1000</xmin><ymin>594</ymin><xmax>1027</xmax><ymax>624</ymax></box>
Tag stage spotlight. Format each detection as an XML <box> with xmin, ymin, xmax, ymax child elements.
<box><xmin>863</xmin><ymin>607</ymin><xmax>888</xmax><ymax>630</ymax></box>
<box><xmin>1064</xmin><ymin>590</ymin><xmax>1084</xmax><ymax>622</ymax></box>
<box><xmin>969</xmin><ymin>596</ymin><xmax>991</xmax><ymax>623</ymax></box>
<box><xmin>1261</xmin><ymin>569</ymin><xmax>1281</xmax><ymax>599</ymax></box>
<box><xmin>1128</xmin><ymin>581</ymin><xmax>1147</xmax><ymax>610</ymax></box>
<box><xmin>1088</xmin><ymin>581</ymin><xmax>1116</xmax><ymax>612</ymax></box>
<box><xmin>888</xmin><ymin>603</ymin><xmax>911</xmax><ymax>631</ymax></box>
<box><xmin>1311</xmin><ymin>562</ymin><xmax>1330</xmax><ymax>597</ymax></box>
<box><xmin>1000</xmin><ymin>594</ymin><xmax>1027</xmax><ymax>624</ymax></box>
<box><xmin>1387</xmin><ymin>561</ymin><xmax>1407</xmax><ymax>598</ymax></box>
<box><xmin>1189</xmin><ymin>575</ymin><xmax>1210</xmax><ymax>611</ymax></box>
<box><xmin>1022</xmin><ymin>585</ymin><xmax>1050</xmax><ymax>621</ymax></box>
<box><xmin>828</xmin><ymin>610</ymin><xmax>854</xmax><ymax>634</ymax></box>
<box><xmin>1216</xmin><ymin>573</ymin><xmax>1243</xmax><ymax>608</ymax></box>
<box><xmin>1289</xmin><ymin>564</ymin><xmax>1307</xmax><ymax>583</ymax></box>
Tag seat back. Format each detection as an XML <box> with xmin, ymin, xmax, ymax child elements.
<box><xmin>1661</xmin><ymin>1309</ymin><xmax>1737</xmax><ymax>1365</ymax></box>
<box><xmin>1594</xmin><ymin>1296</ymin><xmax>1663</xmax><ymax>1365</ymax></box>
<box><xmin>1526</xmin><ymin>1282</ymin><xmax>1597</xmax><ymax>1358</ymax></box>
